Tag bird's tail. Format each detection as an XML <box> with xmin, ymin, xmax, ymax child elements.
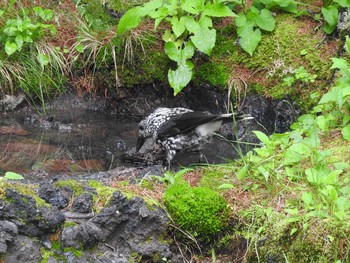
<box><xmin>220</xmin><ymin>112</ymin><xmax>253</xmax><ymax>122</ymax></box>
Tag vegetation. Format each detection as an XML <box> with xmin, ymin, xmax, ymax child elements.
<box><xmin>2</xmin><ymin>0</ymin><xmax>350</xmax><ymax>262</ymax></box>
<box><xmin>163</xmin><ymin>177</ymin><xmax>229</xmax><ymax>242</ymax></box>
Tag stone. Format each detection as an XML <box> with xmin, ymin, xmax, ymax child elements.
<box><xmin>0</xmin><ymin>220</ymin><xmax>18</xmax><ymax>254</ymax></box>
<box><xmin>72</xmin><ymin>193</ymin><xmax>93</xmax><ymax>213</ymax></box>
<box><xmin>4</xmin><ymin>235</ymin><xmax>42</xmax><ymax>263</ymax></box>
<box><xmin>61</xmin><ymin>221</ymin><xmax>104</xmax><ymax>249</ymax></box>
<box><xmin>38</xmin><ymin>182</ymin><xmax>70</xmax><ymax>209</ymax></box>
<box><xmin>0</xmin><ymin>189</ymin><xmax>65</xmax><ymax>237</ymax></box>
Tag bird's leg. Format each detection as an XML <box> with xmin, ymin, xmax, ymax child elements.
<box><xmin>163</xmin><ymin>144</ymin><xmax>176</xmax><ymax>170</ymax></box>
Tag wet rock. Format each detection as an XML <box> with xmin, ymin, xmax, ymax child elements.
<box><xmin>0</xmin><ymin>189</ymin><xmax>65</xmax><ymax>237</ymax></box>
<box><xmin>121</xmin><ymin>138</ymin><xmax>164</xmax><ymax>165</ymax></box>
<box><xmin>0</xmin><ymin>220</ymin><xmax>18</xmax><ymax>254</ymax></box>
<box><xmin>38</xmin><ymin>182</ymin><xmax>70</xmax><ymax>209</ymax></box>
<box><xmin>61</xmin><ymin>221</ymin><xmax>104</xmax><ymax>249</ymax></box>
<box><xmin>0</xmin><ymin>94</ymin><xmax>25</xmax><ymax>111</ymax></box>
<box><xmin>338</xmin><ymin>9</ymin><xmax>350</xmax><ymax>38</ymax></box>
<box><xmin>72</xmin><ymin>193</ymin><xmax>93</xmax><ymax>213</ymax></box>
<box><xmin>4</xmin><ymin>235</ymin><xmax>42</xmax><ymax>263</ymax></box>
<box><xmin>91</xmin><ymin>191</ymin><xmax>174</xmax><ymax>261</ymax></box>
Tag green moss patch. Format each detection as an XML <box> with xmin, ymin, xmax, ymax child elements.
<box><xmin>163</xmin><ymin>179</ymin><xmax>229</xmax><ymax>242</ymax></box>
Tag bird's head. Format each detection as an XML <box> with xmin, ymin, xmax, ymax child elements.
<box><xmin>136</xmin><ymin>120</ymin><xmax>148</xmax><ymax>152</ymax></box>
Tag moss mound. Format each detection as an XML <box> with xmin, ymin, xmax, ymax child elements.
<box><xmin>163</xmin><ymin>179</ymin><xmax>229</xmax><ymax>242</ymax></box>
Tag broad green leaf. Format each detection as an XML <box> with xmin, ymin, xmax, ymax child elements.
<box><xmin>322</xmin><ymin>5</ymin><xmax>339</xmax><ymax>34</ymax></box>
<box><xmin>320</xmin><ymin>185</ymin><xmax>338</xmax><ymax>201</ymax></box>
<box><xmin>117</xmin><ymin>7</ymin><xmax>143</xmax><ymax>34</ymax></box>
<box><xmin>285</xmin><ymin>207</ymin><xmax>298</xmax><ymax>215</ymax></box>
<box><xmin>217</xmin><ymin>183</ymin><xmax>235</xmax><ymax>189</ymax></box>
<box><xmin>75</xmin><ymin>43</ymin><xmax>84</xmax><ymax>53</ymax></box>
<box><xmin>301</xmin><ymin>192</ymin><xmax>314</xmax><ymax>206</ymax></box>
<box><xmin>164</xmin><ymin>41</ymin><xmax>180</xmax><ymax>62</ymax></box>
<box><xmin>171</xmin><ymin>16</ymin><xmax>186</xmax><ymax>37</ymax></box>
<box><xmin>238</xmin><ymin>26</ymin><xmax>261</xmax><ymax>56</ymax></box>
<box><xmin>15</xmin><ymin>34</ymin><xmax>23</xmax><ymax>51</ymax></box>
<box><xmin>252</xmin><ymin>130</ymin><xmax>271</xmax><ymax>146</ymax></box>
<box><xmin>235</xmin><ymin>13</ymin><xmax>255</xmax><ymax>35</ymax></box>
<box><xmin>305</xmin><ymin>168</ymin><xmax>318</xmax><ymax>184</ymax></box>
<box><xmin>237</xmin><ymin>165</ymin><xmax>247</xmax><ymax>180</ymax></box>
<box><xmin>4</xmin><ymin>171</ymin><xmax>24</xmax><ymax>180</ymax></box>
<box><xmin>203</xmin><ymin>3</ymin><xmax>236</xmax><ymax>17</ymax></box>
<box><xmin>318</xmin><ymin>86</ymin><xmax>341</xmax><ymax>104</ymax></box>
<box><xmin>254</xmin><ymin>8</ymin><xmax>275</xmax><ymax>32</ymax></box>
<box><xmin>316</xmin><ymin>115</ymin><xmax>334</xmax><ymax>132</ymax></box>
<box><xmin>341</xmin><ymin>125</ymin><xmax>350</xmax><ymax>141</ymax></box>
<box><xmin>334</xmin><ymin>197</ymin><xmax>347</xmax><ymax>220</ymax></box>
<box><xmin>182</xmin><ymin>0</ymin><xmax>203</xmax><ymax>14</ymax></box>
<box><xmin>284</xmin><ymin>143</ymin><xmax>310</xmax><ymax>164</ymax></box>
<box><xmin>168</xmin><ymin>61</ymin><xmax>193</xmax><ymax>95</ymax></box>
<box><xmin>117</xmin><ymin>2</ymin><xmax>163</xmax><ymax>35</ymax></box>
<box><xmin>258</xmin><ymin>166</ymin><xmax>270</xmax><ymax>181</ymax></box>
<box><xmin>0</xmin><ymin>10</ymin><xmax>4</xmax><ymax>18</ymax></box>
<box><xmin>334</xmin><ymin>0</ymin><xmax>350</xmax><ymax>7</ymax></box>
<box><xmin>290</xmin><ymin>228</ymin><xmax>297</xmax><ymax>236</ymax></box>
<box><xmin>188</xmin><ymin>16</ymin><xmax>216</xmax><ymax>55</ymax></box>
<box><xmin>5</xmin><ymin>41</ymin><xmax>17</xmax><ymax>55</ymax></box>
<box><xmin>37</xmin><ymin>53</ymin><xmax>49</xmax><ymax>67</ymax></box>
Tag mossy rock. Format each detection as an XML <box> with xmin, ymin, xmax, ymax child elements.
<box><xmin>163</xmin><ymin>179</ymin><xmax>229</xmax><ymax>242</ymax></box>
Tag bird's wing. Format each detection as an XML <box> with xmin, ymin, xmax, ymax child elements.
<box><xmin>157</xmin><ymin>111</ymin><xmax>220</xmax><ymax>140</ymax></box>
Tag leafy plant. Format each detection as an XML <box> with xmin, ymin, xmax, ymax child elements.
<box><xmin>0</xmin><ymin>4</ymin><xmax>56</xmax><ymax>56</ymax></box>
<box><xmin>0</xmin><ymin>0</ymin><xmax>67</xmax><ymax>108</ymax></box>
<box><xmin>3</xmin><ymin>171</ymin><xmax>24</xmax><ymax>180</ymax></box>
<box><xmin>282</xmin><ymin>66</ymin><xmax>317</xmax><ymax>87</ymax></box>
<box><xmin>321</xmin><ymin>0</ymin><xmax>350</xmax><ymax>34</ymax></box>
<box><xmin>151</xmin><ymin>168</ymin><xmax>192</xmax><ymax>185</ymax></box>
<box><xmin>117</xmin><ymin>0</ymin><xmax>235</xmax><ymax>95</ymax></box>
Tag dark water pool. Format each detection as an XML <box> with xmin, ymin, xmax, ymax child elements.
<box><xmin>0</xmin><ymin>110</ymin><xmax>139</xmax><ymax>175</ymax></box>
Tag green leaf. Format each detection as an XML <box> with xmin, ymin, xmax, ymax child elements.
<box><xmin>254</xmin><ymin>8</ymin><xmax>275</xmax><ymax>32</ymax></box>
<box><xmin>15</xmin><ymin>34</ymin><xmax>23</xmax><ymax>51</ymax></box>
<box><xmin>301</xmin><ymin>192</ymin><xmax>314</xmax><ymax>206</ymax></box>
<box><xmin>4</xmin><ymin>171</ymin><xmax>24</xmax><ymax>180</ymax></box>
<box><xmin>187</xmin><ymin>16</ymin><xmax>216</xmax><ymax>55</ymax></box>
<box><xmin>203</xmin><ymin>3</ymin><xmax>236</xmax><ymax>17</ymax></box>
<box><xmin>37</xmin><ymin>53</ymin><xmax>49</xmax><ymax>67</ymax></box>
<box><xmin>117</xmin><ymin>1</ymin><xmax>164</xmax><ymax>35</ymax></box>
<box><xmin>252</xmin><ymin>130</ymin><xmax>271</xmax><ymax>146</ymax></box>
<box><xmin>238</xmin><ymin>26</ymin><xmax>261</xmax><ymax>56</ymax></box>
<box><xmin>284</xmin><ymin>143</ymin><xmax>310</xmax><ymax>164</ymax></box>
<box><xmin>182</xmin><ymin>0</ymin><xmax>203</xmax><ymax>14</ymax></box>
<box><xmin>217</xmin><ymin>183</ymin><xmax>235</xmax><ymax>189</ymax></box>
<box><xmin>0</xmin><ymin>10</ymin><xmax>4</xmax><ymax>18</ymax></box>
<box><xmin>237</xmin><ymin>165</ymin><xmax>247</xmax><ymax>180</ymax></box>
<box><xmin>168</xmin><ymin>62</ymin><xmax>193</xmax><ymax>95</ymax></box>
<box><xmin>117</xmin><ymin>7</ymin><xmax>143</xmax><ymax>34</ymax></box>
<box><xmin>322</xmin><ymin>5</ymin><xmax>339</xmax><ymax>34</ymax></box>
<box><xmin>166</xmin><ymin>41</ymin><xmax>195</xmax><ymax>94</ymax></box>
<box><xmin>334</xmin><ymin>0</ymin><xmax>350</xmax><ymax>7</ymax></box>
<box><xmin>171</xmin><ymin>16</ymin><xmax>186</xmax><ymax>37</ymax></box>
<box><xmin>341</xmin><ymin>125</ymin><xmax>350</xmax><ymax>141</ymax></box>
<box><xmin>75</xmin><ymin>43</ymin><xmax>84</xmax><ymax>53</ymax></box>
<box><xmin>290</xmin><ymin>228</ymin><xmax>297</xmax><ymax>236</ymax></box>
<box><xmin>5</xmin><ymin>41</ymin><xmax>17</xmax><ymax>56</ymax></box>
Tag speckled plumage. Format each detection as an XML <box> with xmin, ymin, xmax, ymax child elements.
<box><xmin>136</xmin><ymin>107</ymin><xmax>251</xmax><ymax>166</ymax></box>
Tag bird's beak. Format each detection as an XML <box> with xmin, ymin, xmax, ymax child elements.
<box><xmin>136</xmin><ymin>136</ymin><xmax>146</xmax><ymax>152</ymax></box>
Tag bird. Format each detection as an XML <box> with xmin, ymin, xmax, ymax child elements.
<box><xmin>136</xmin><ymin>107</ymin><xmax>253</xmax><ymax>167</ymax></box>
